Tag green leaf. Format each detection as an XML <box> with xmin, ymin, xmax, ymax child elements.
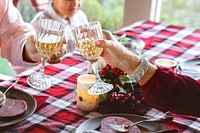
<box><xmin>119</xmin><ymin>75</ymin><xmax>132</xmax><ymax>84</ymax></box>
<box><xmin>116</xmin><ymin>85</ymin><xmax>126</xmax><ymax>93</ymax></box>
<box><xmin>119</xmin><ymin>34</ymin><xmax>128</xmax><ymax>42</ymax></box>
<box><xmin>98</xmin><ymin>93</ymin><xmax>108</xmax><ymax>102</ymax></box>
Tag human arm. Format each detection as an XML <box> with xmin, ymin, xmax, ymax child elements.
<box><xmin>0</xmin><ymin>0</ymin><xmax>39</xmax><ymax>66</ymax></box>
<box><xmin>96</xmin><ymin>30</ymin><xmax>157</xmax><ymax>85</ymax></box>
<box><xmin>142</xmin><ymin>67</ymin><xmax>200</xmax><ymax>116</ymax></box>
<box><xmin>95</xmin><ymin>30</ymin><xmax>200</xmax><ymax>116</ymax></box>
<box><xmin>0</xmin><ymin>0</ymin><xmax>65</xmax><ymax>66</ymax></box>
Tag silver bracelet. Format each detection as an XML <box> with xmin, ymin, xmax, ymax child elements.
<box><xmin>129</xmin><ymin>57</ymin><xmax>149</xmax><ymax>83</ymax></box>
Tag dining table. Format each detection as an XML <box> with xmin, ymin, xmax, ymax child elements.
<box><xmin>1</xmin><ymin>20</ymin><xmax>200</xmax><ymax>133</ymax></box>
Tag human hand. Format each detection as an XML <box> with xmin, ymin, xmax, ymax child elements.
<box><xmin>95</xmin><ymin>30</ymin><xmax>131</xmax><ymax>70</ymax></box>
<box><xmin>23</xmin><ymin>35</ymin><xmax>67</xmax><ymax>64</ymax></box>
<box><xmin>48</xmin><ymin>44</ymin><xmax>67</xmax><ymax>64</ymax></box>
<box><xmin>23</xmin><ymin>34</ymin><xmax>41</xmax><ymax>63</ymax></box>
<box><xmin>95</xmin><ymin>30</ymin><xmax>141</xmax><ymax>75</ymax></box>
<box><xmin>97</xmin><ymin>30</ymin><xmax>157</xmax><ymax>86</ymax></box>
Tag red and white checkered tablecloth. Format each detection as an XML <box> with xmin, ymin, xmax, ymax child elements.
<box><xmin>115</xmin><ymin>20</ymin><xmax>200</xmax><ymax>63</ymax></box>
<box><xmin>1</xmin><ymin>20</ymin><xmax>200</xmax><ymax>133</ymax></box>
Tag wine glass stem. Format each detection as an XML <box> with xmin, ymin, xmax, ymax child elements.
<box><xmin>38</xmin><ymin>56</ymin><xmax>47</xmax><ymax>78</ymax></box>
<box><xmin>91</xmin><ymin>61</ymin><xmax>101</xmax><ymax>82</ymax></box>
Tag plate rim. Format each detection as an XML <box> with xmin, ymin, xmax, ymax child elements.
<box><xmin>76</xmin><ymin>113</ymin><xmax>168</xmax><ymax>133</ymax></box>
<box><xmin>0</xmin><ymin>87</ymin><xmax>36</xmax><ymax>128</ymax></box>
<box><xmin>176</xmin><ymin>58</ymin><xmax>200</xmax><ymax>70</ymax></box>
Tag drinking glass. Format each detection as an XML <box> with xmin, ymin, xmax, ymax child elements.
<box><xmin>27</xmin><ymin>19</ymin><xmax>65</xmax><ymax>89</ymax></box>
<box><xmin>73</xmin><ymin>21</ymin><xmax>113</xmax><ymax>95</ymax></box>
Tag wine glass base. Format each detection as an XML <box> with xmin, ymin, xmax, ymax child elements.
<box><xmin>88</xmin><ymin>81</ymin><xmax>113</xmax><ymax>95</ymax></box>
<box><xmin>27</xmin><ymin>75</ymin><xmax>51</xmax><ymax>90</ymax></box>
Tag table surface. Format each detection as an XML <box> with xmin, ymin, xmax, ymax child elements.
<box><xmin>1</xmin><ymin>20</ymin><xmax>200</xmax><ymax>133</ymax></box>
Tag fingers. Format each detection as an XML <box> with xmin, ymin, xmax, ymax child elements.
<box><xmin>48</xmin><ymin>58</ymin><xmax>61</xmax><ymax>64</ymax></box>
<box><xmin>95</xmin><ymin>39</ymin><xmax>116</xmax><ymax>58</ymax></box>
<box><xmin>48</xmin><ymin>45</ymin><xmax>67</xmax><ymax>64</ymax></box>
<box><xmin>23</xmin><ymin>35</ymin><xmax>41</xmax><ymax>63</ymax></box>
<box><xmin>48</xmin><ymin>53</ymin><xmax>62</xmax><ymax>64</ymax></box>
<box><xmin>102</xmin><ymin>29</ymin><xmax>118</xmax><ymax>41</ymax></box>
<box><xmin>102</xmin><ymin>29</ymin><xmax>112</xmax><ymax>40</ymax></box>
<box><xmin>95</xmin><ymin>39</ymin><xmax>113</xmax><ymax>48</ymax></box>
<box><xmin>27</xmin><ymin>34</ymin><xmax>35</xmax><ymax>43</ymax></box>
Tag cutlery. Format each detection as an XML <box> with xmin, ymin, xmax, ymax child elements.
<box><xmin>0</xmin><ymin>78</ymin><xmax>19</xmax><ymax>107</ymax></box>
<box><xmin>109</xmin><ymin>116</ymin><xmax>173</xmax><ymax>132</ymax></box>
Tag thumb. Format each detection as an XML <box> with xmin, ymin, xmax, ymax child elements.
<box><xmin>23</xmin><ymin>35</ymin><xmax>41</xmax><ymax>63</ymax></box>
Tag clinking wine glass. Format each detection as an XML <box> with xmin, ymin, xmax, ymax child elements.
<box><xmin>73</xmin><ymin>21</ymin><xmax>113</xmax><ymax>95</ymax></box>
<box><xmin>27</xmin><ymin>19</ymin><xmax>65</xmax><ymax>89</ymax></box>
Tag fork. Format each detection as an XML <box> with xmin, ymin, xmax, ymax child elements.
<box><xmin>0</xmin><ymin>78</ymin><xmax>19</xmax><ymax>107</ymax></box>
<box><xmin>109</xmin><ymin>116</ymin><xmax>173</xmax><ymax>132</ymax></box>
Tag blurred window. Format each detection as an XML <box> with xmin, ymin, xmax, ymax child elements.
<box><xmin>160</xmin><ymin>0</ymin><xmax>200</xmax><ymax>29</ymax></box>
<box><xmin>82</xmin><ymin>0</ymin><xmax>124</xmax><ymax>32</ymax></box>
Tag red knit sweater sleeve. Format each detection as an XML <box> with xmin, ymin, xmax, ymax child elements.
<box><xmin>141</xmin><ymin>67</ymin><xmax>200</xmax><ymax>116</ymax></box>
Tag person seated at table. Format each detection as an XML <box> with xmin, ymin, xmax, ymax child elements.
<box><xmin>31</xmin><ymin>0</ymin><xmax>88</xmax><ymax>52</ymax></box>
<box><xmin>0</xmin><ymin>0</ymin><xmax>64</xmax><ymax>74</ymax></box>
<box><xmin>95</xmin><ymin>30</ymin><xmax>200</xmax><ymax>117</ymax></box>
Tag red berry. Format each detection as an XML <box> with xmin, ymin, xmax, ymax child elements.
<box><xmin>132</xmin><ymin>96</ymin><xmax>136</xmax><ymax>101</ymax></box>
<box><xmin>136</xmin><ymin>100</ymin><xmax>140</xmax><ymax>105</ymax></box>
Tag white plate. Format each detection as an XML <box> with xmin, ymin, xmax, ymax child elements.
<box><xmin>76</xmin><ymin>114</ymin><xmax>168</xmax><ymax>133</ymax></box>
<box><xmin>176</xmin><ymin>58</ymin><xmax>200</xmax><ymax>72</ymax></box>
<box><xmin>176</xmin><ymin>58</ymin><xmax>200</xmax><ymax>79</ymax></box>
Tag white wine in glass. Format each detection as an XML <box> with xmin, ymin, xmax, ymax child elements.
<box><xmin>73</xmin><ymin>21</ymin><xmax>113</xmax><ymax>95</ymax></box>
<box><xmin>27</xmin><ymin>19</ymin><xmax>65</xmax><ymax>90</ymax></box>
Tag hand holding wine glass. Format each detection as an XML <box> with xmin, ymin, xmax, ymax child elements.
<box><xmin>27</xmin><ymin>19</ymin><xmax>65</xmax><ymax>90</ymax></box>
<box><xmin>73</xmin><ymin>21</ymin><xmax>113</xmax><ymax>95</ymax></box>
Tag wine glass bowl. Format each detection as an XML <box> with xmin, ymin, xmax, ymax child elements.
<box><xmin>73</xmin><ymin>21</ymin><xmax>113</xmax><ymax>95</ymax></box>
<box><xmin>77</xmin><ymin>38</ymin><xmax>103</xmax><ymax>63</ymax></box>
<box><xmin>27</xmin><ymin>19</ymin><xmax>65</xmax><ymax>90</ymax></box>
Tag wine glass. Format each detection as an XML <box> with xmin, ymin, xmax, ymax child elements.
<box><xmin>73</xmin><ymin>21</ymin><xmax>113</xmax><ymax>95</ymax></box>
<box><xmin>27</xmin><ymin>19</ymin><xmax>65</xmax><ymax>89</ymax></box>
